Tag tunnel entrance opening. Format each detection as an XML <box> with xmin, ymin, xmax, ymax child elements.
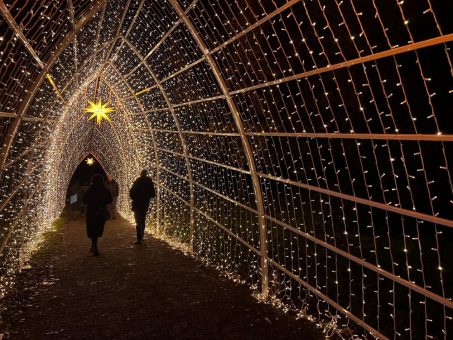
<box><xmin>66</xmin><ymin>154</ymin><xmax>107</xmax><ymax>205</ymax></box>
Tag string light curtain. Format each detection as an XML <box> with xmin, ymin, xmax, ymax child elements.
<box><xmin>0</xmin><ymin>0</ymin><xmax>452</xmax><ymax>338</ymax></box>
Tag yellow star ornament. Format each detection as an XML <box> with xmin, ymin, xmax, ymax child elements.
<box><xmin>86</xmin><ymin>157</ymin><xmax>95</xmax><ymax>166</ymax></box>
<box><xmin>84</xmin><ymin>99</ymin><xmax>114</xmax><ymax>126</ymax></box>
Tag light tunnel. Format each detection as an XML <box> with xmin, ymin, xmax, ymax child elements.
<box><xmin>0</xmin><ymin>0</ymin><xmax>452</xmax><ymax>338</ymax></box>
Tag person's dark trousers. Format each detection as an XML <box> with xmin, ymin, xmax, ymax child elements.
<box><xmin>90</xmin><ymin>237</ymin><xmax>99</xmax><ymax>255</ymax></box>
<box><xmin>134</xmin><ymin>210</ymin><xmax>147</xmax><ymax>242</ymax></box>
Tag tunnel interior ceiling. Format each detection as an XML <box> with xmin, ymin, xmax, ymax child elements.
<box><xmin>1</xmin><ymin>0</ymin><xmax>453</xmax><ymax>338</ymax></box>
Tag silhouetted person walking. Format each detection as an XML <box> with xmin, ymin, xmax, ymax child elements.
<box><xmin>83</xmin><ymin>174</ymin><xmax>112</xmax><ymax>255</ymax></box>
<box><xmin>105</xmin><ymin>173</ymin><xmax>119</xmax><ymax>219</ymax></box>
<box><xmin>130</xmin><ymin>169</ymin><xmax>156</xmax><ymax>244</ymax></box>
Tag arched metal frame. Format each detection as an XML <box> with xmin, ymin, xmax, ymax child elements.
<box><xmin>1</xmin><ymin>1</ymin><xmax>453</xmax><ymax>338</ymax></box>
<box><xmin>167</xmin><ymin>0</ymin><xmax>269</xmax><ymax>298</ymax></box>
<box><xmin>0</xmin><ymin>0</ymin><xmax>109</xmax><ymax>168</ymax></box>
<box><xmin>101</xmin><ymin>64</ymin><xmax>162</xmax><ymax>229</ymax></box>
<box><xmin>120</xmin><ymin>36</ymin><xmax>195</xmax><ymax>249</ymax></box>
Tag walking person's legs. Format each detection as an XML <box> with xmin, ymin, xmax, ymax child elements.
<box><xmin>134</xmin><ymin>210</ymin><xmax>146</xmax><ymax>244</ymax></box>
<box><xmin>137</xmin><ymin>212</ymin><xmax>145</xmax><ymax>242</ymax></box>
<box><xmin>90</xmin><ymin>237</ymin><xmax>99</xmax><ymax>255</ymax></box>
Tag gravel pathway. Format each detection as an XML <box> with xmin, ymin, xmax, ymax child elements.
<box><xmin>0</xmin><ymin>213</ymin><xmax>321</xmax><ymax>339</ymax></box>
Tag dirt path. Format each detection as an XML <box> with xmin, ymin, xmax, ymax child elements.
<box><xmin>0</xmin><ymin>213</ymin><xmax>322</xmax><ymax>339</ymax></box>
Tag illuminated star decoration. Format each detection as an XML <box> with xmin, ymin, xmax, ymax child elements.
<box><xmin>84</xmin><ymin>99</ymin><xmax>114</xmax><ymax>126</ymax></box>
<box><xmin>85</xmin><ymin>157</ymin><xmax>95</xmax><ymax>166</ymax></box>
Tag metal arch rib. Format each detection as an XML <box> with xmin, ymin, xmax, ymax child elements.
<box><xmin>0</xmin><ymin>0</ymin><xmax>108</xmax><ymax>171</ymax></box>
<box><xmin>101</xmin><ymin>0</ymin><xmax>145</xmax><ymax>73</ymax></box>
<box><xmin>0</xmin><ymin>1</ymin><xmax>46</xmax><ymax>69</ymax></box>
<box><xmin>89</xmin><ymin>77</ymin><xmax>140</xmax><ymax>173</ymax></box>
<box><xmin>52</xmin><ymin>70</ymin><xmax>151</xmax><ymax>185</ymax></box>
<box><xmin>1</xmin><ymin>46</ymin><xmax>112</xmax><ymax>171</ymax></box>
<box><xmin>52</xmin><ymin>86</ymin><xmax>112</xmax><ymax>168</ymax></box>
<box><xmin>167</xmin><ymin>0</ymin><xmax>269</xmax><ymax>297</ymax></box>
<box><xmin>53</xmin><ymin>80</ymin><xmax>132</xmax><ymax>200</ymax></box>
<box><xmin>67</xmin><ymin>0</ymin><xmax>79</xmax><ymax>75</ymax></box>
<box><xmin>98</xmin><ymin>74</ymin><xmax>147</xmax><ymax>167</ymax></box>
<box><xmin>102</xmin><ymin>63</ymin><xmax>163</xmax><ymax>229</ymax></box>
<box><xmin>121</xmin><ymin>36</ymin><xmax>196</xmax><ymax>249</ymax></box>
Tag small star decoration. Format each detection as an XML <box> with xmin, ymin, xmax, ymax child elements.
<box><xmin>85</xmin><ymin>157</ymin><xmax>95</xmax><ymax>166</ymax></box>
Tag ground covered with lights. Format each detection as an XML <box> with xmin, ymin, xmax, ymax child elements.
<box><xmin>0</xmin><ymin>212</ymin><xmax>321</xmax><ymax>339</ymax></box>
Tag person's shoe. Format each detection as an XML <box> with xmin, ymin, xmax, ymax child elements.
<box><xmin>94</xmin><ymin>250</ymin><xmax>100</xmax><ymax>256</ymax></box>
<box><xmin>89</xmin><ymin>245</ymin><xmax>95</xmax><ymax>253</ymax></box>
<box><xmin>133</xmin><ymin>240</ymin><xmax>141</xmax><ymax>245</ymax></box>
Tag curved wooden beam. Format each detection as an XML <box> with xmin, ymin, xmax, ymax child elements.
<box><xmin>121</xmin><ymin>36</ymin><xmax>195</xmax><ymax>248</ymax></box>
<box><xmin>105</xmin><ymin>61</ymin><xmax>164</xmax><ymax>237</ymax></box>
<box><xmin>168</xmin><ymin>0</ymin><xmax>269</xmax><ymax>296</ymax></box>
<box><xmin>0</xmin><ymin>0</ymin><xmax>108</xmax><ymax>170</ymax></box>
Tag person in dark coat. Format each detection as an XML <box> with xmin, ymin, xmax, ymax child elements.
<box><xmin>83</xmin><ymin>174</ymin><xmax>112</xmax><ymax>255</ymax></box>
<box><xmin>129</xmin><ymin>169</ymin><xmax>156</xmax><ymax>244</ymax></box>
